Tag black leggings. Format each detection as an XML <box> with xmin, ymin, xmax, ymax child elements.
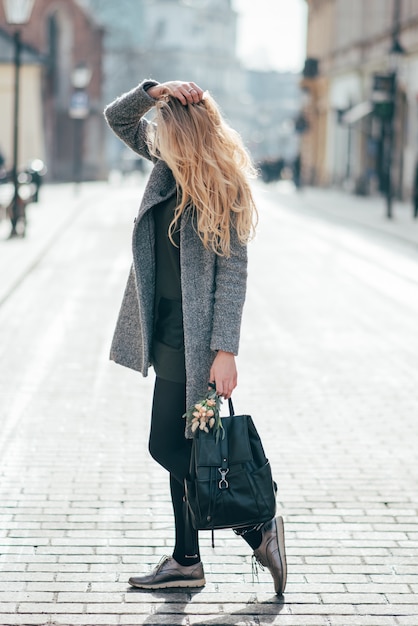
<box><xmin>148</xmin><ymin>377</ymin><xmax>263</xmax><ymax>565</ymax></box>
<box><xmin>148</xmin><ymin>377</ymin><xmax>199</xmax><ymax>566</ymax></box>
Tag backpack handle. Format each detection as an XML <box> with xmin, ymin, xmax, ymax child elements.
<box><xmin>208</xmin><ymin>381</ymin><xmax>235</xmax><ymax>416</ymax></box>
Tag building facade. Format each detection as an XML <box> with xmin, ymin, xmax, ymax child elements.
<box><xmin>301</xmin><ymin>0</ymin><xmax>418</xmax><ymax>199</ymax></box>
<box><xmin>245</xmin><ymin>70</ymin><xmax>302</xmax><ymax>165</ymax></box>
<box><xmin>77</xmin><ymin>0</ymin><xmax>146</xmax><ymax>167</ymax></box>
<box><xmin>0</xmin><ymin>0</ymin><xmax>106</xmax><ymax>181</ymax></box>
<box><xmin>0</xmin><ymin>29</ymin><xmax>45</xmax><ymax>170</ymax></box>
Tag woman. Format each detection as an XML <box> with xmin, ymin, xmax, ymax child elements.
<box><xmin>104</xmin><ymin>79</ymin><xmax>287</xmax><ymax>594</ymax></box>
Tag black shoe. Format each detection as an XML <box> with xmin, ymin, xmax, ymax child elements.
<box><xmin>253</xmin><ymin>516</ymin><xmax>287</xmax><ymax>595</ymax></box>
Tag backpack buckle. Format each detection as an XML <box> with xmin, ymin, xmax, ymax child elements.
<box><xmin>218</xmin><ymin>467</ymin><xmax>229</xmax><ymax>489</ymax></box>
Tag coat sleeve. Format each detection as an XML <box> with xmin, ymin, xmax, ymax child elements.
<box><xmin>103</xmin><ymin>79</ymin><xmax>160</xmax><ymax>161</ymax></box>
<box><xmin>210</xmin><ymin>227</ymin><xmax>248</xmax><ymax>356</ymax></box>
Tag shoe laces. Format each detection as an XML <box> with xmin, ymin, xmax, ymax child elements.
<box><xmin>153</xmin><ymin>555</ymin><xmax>171</xmax><ymax>573</ymax></box>
<box><xmin>251</xmin><ymin>554</ymin><xmax>264</xmax><ymax>584</ymax></box>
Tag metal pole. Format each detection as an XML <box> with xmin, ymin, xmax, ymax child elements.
<box><xmin>346</xmin><ymin>125</ymin><xmax>352</xmax><ymax>182</ymax></box>
<box><xmin>385</xmin><ymin>71</ymin><xmax>397</xmax><ymax>219</ymax></box>
<box><xmin>393</xmin><ymin>0</ymin><xmax>401</xmax><ymax>38</ymax></box>
<box><xmin>73</xmin><ymin>117</ymin><xmax>83</xmax><ymax>192</ymax></box>
<box><xmin>10</xmin><ymin>30</ymin><xmax>21</xmax><ymax>237</ymax></box>
<box><xmin>385</xmin><ymin>118</ymin><xmax>393</xmax><ymax>219</ymax></box>
<box><xmin>385</xmin><ymin>0</ymin><xmax>402</xmax><ymax>219</ymax></box>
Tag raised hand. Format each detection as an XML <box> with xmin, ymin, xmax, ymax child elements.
<box><xmin>147</xmin><ymin>81</ymin><xmax>204</xmax><ymax>105</ymax></box>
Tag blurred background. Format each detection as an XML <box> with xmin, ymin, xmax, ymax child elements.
<box><xmin>0</xmin><ymin>0</ymin><xmax>418</xmax><ymax>213</ymax></box>
<box><xmin>0</xmin><ymin>0</ymin><xmax>307</xmax><ymax>187</ymax></box>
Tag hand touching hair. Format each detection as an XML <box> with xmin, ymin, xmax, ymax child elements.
<box><xmin>147</xmin><ymin>85</ymin><xmax>257</xmax><ymax>257</ymax></box>
<box><xmin>147</xmin><ymin>80</ymin><xmax>204</xmax><ymax>106</ymax></box>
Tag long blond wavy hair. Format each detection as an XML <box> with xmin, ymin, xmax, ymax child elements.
<box><xmin>147</xmin><ymin>92</ymin><xmax>258</xmax><ymax>257</ymax></box>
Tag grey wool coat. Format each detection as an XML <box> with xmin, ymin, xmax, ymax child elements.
<box><xmin>104</xmin><ymin>80</ymin><xmax>248</xmax><ymax>433</ymax></box>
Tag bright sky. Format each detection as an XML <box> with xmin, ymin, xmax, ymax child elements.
<box><xmin>232</xmin><ymin>0</ymin><xmax>308</xmax><ymax>72</ymax></box>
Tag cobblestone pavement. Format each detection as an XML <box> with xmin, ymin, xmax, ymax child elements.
<box><xmin>0</xmin><ymin>179</ymin><xmax>418</xmax><ymax>625</ymax></box>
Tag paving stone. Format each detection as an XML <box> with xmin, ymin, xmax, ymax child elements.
<box><xmin>385</xmin><ymin>595</ymin><xmax>418</xmax><ymax>604</ymax></box>
<box><xmin>120</xmin><ymin>617</ymin><xmax>187</xmax><ymax>626</ymax></box>
<box><xmin>0</xmin><ymin>615</ymin><xmax>51</xmax><ymax>625</ymax></box>
<box><xmin>289</xmin><ymin>604</ymin><xmax>356</xmax><ymax>615</ymax></box>
<box><xmin>356</xmin><ymin>605</ymin><xmax>418</xmax><ymax>615</ymax></box>
<box><xmin>320</xmin><ymin>593</ymin><xmax>387</xmax><ymax>604</ymax></box>
<box><xmin>353</xmin><ymin>583</ymin><xmax>412</xmax><ymax>594</ymax></box>
<box><xmin>0</xmin><ymin>591</ymin><xmax>54</xmax><ymax>602</ymax></box>
<box><xmin>85</xmin><ymin>602</ymin><xmax>155</xmax><ymax>614</ymax></box>
<box><xmin>0</xmin><ymin>605</ymin><xmax>18</xmax><ymax>614</ymax></box>
<box><xmin>331</xmin><ymin>565</ymin><xmax>391</xmax><ymax>574</ymax></box>
<box><xmin>187</xmin><ymin>617</ymin><xmax>330</xmax><ymax>626</ymax></box>
<box><xmin>26</xmin><ymin>582</ymin><xmax>88</xmax><ymax>592</ymax></box>
<box><xmin>56</xmin><ymin>573</ymin><xmax>118</xmax><ymax>582</ymax></box>
<box><xmin>50</xmin><ymin>616</ymin><xmax>120</xmax><ymax>625</ymax></box>
<box><xmin>57</xmin><ymin>555</ymin><xmax>120</xmax><ymax>564</ymax></box>
<box><xmin>0</xmin><ymin>573</ymin><xmax>54</xmax><ymax>582</ymax></box>
<box><xmin>35</xmin><ymin>547</ymin><xmax>95</xmax><ymax>554</ymax></box>
<box><xmin>0</xmin><ymin>563</ymin><xmax>26</xmax><ymax>572</ymax></box>
<box><xmin>17</xmin><ymin>602</ymin><xmax>85</xmax><ymax>613</ymax></box>
<box><xmin>281</xmin><ymin>583</ymin><xmax>346</xmax><ymax>593</ymax></box>
<box><xmin>329</xmin><ymin>618</ymin><xmax>398</xmax><ymax>625</ymax></box>
<box><xmin>306</xmin><ymin>574</ymin><xmax>369</xmax><ymax>583</ymax></box>
<box><xmin>0</xmin><ymin>582</ymin><xmax>26</xmax><ymax>592</ymax></box>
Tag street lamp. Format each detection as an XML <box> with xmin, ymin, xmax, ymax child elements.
<box><xmin>389</xmin><ymin>38</ymin><xmax>406</xmax><ymax>71</ymax></box>
<box><xmin>69</xmin><ymin>63</ymin><xmax>92</xmax><ymax>188</ymax></box>
<box><xmin>3</xmin><ymin>0</ymin><xmax>35</xmax><ymax>237</ymax></box>
<box><xmin>384</xmin><ymin>37</ymin><xmax>406</xmax><ymax>219</ymax></box>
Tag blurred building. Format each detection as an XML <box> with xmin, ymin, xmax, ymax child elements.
<box><xmin>77</xmin><ymin>0</ymin><xmax>146</xmax><ymax>168</ymax></box>
<box><xmin>79</xmin><ymin>0</ymin><xmax>302</xmax><ymax>171</ymax></box>
<box><xmin>0</xmin><ymin>29</ymin><xmax>45</xmax><ymax>170</ymax></box>
<box><xmin>82</xmin><ymin>0</ymin><xmax>249</xmax><ymax>168</ymax></box>
<box><xmin>301</xmin><ymin>0</ymin><xmax>418</xmax><ymax>199</ymax></box>
<box><xmin>245</xmin><ymin>70</ymin><xmax>302</xmax><ymax>164</ymax></box>
<box><xmin>0</xmin><ymin>0</ymin><xmax>106</xmax><ymax>181</ymax></box>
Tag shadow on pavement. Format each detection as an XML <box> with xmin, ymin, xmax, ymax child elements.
<box><xmin>126</xmin><ymin>586</ymin><xmax>286</xmax><ymax>624</ymax></box>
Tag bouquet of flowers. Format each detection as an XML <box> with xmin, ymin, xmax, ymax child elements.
<box><xmin>183</xmin><ymin>383</ymin><xmax>224</xmax><ymax>441</ymax></box>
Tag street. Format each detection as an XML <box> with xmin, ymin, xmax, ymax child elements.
<box><xmin>0</xmin><ymin>179</ymin><xmax>418</xmax><ymax>626</ymax></box>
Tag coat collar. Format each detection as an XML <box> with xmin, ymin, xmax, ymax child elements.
<box><xmin>136</xmin><ymin>161</ymin><xmax>177</xmax><ymax>222</ymax></box>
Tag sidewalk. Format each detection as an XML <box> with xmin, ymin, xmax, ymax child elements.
<box><xmin>265</xmin><ymin>181</ymin><xmax>418</xmax><ymax>248</ymax></box>
<box><xmin>0</xmin><ymin>182</ymin><xmax>110</xmax><ymax>306</ymax></box>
